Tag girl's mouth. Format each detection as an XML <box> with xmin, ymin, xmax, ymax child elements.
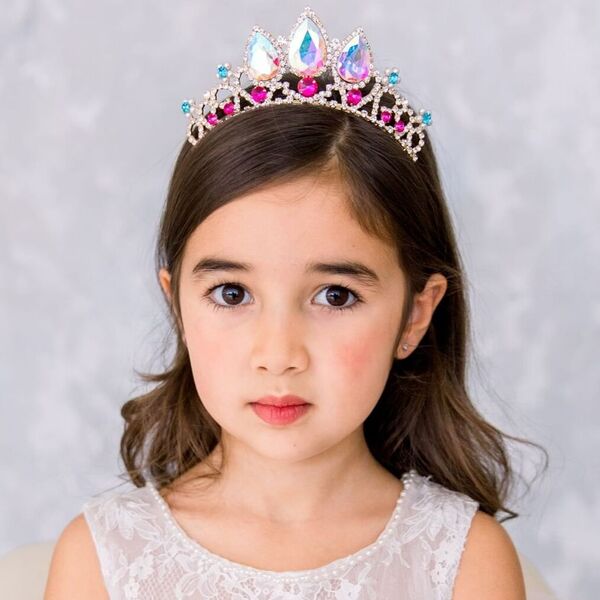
<box><xmin>250</xmin><ymin>402</ymin><xmax>311</xmax><ymax>425</ymax></box>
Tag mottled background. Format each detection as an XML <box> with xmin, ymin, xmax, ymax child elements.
<box><xmin>1</xmin><ymin>0</ymin><xmax>598</xmax><ymax>597</ymax></box>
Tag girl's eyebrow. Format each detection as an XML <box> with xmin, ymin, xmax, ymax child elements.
<box><xmin>191</xmin><ymin>256</ymin><xmax>381</xmax><ymax>289</ymax></box>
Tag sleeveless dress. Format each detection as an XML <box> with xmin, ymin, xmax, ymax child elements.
<box><xmin>82</xmin><ymin>469</ymin><xmax>479</xmax><ymax>599</ymax></box>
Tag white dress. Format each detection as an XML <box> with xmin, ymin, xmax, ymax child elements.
<box><xmin>82</xmin><ymin>469</ymin><xmax>479</xmax><ymax>599</ymax></box>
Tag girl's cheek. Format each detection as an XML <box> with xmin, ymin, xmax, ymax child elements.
<box><xmin>336</xmin><ymin>334</ymin><xmax>379</xmax><ymax>374</ymax></box>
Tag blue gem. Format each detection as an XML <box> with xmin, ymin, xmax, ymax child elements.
<box><xmin>217</xmin><ymin>64</ymin><xmax>229</xmax><ymax>79</ymax></box>
<box><xmin>388</xmin><ymin>71</ymin><xmax>399</xmax><ymax>85</ymax></box>
<box><xmin>181</xmin><ymin>101</ymin><xmax>191</xmax><ymax>114</ymax></box>
<box><xmin>422</xmin><ymin>111</ymin><xmax>432</xmax><ymax>126</ymax></box>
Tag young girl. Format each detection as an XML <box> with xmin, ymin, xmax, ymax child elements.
<box><xmin>45</xmin><ymin>6</ymin><xmax>546</xmax><ymax>599</ymax></box>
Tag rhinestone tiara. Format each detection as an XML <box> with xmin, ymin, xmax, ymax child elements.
<box><xmin>180</xmin><ymin>6</ymin><xmax>433</xmax><ymax>161</ymax></box>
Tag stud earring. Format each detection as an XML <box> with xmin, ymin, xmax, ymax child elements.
<box><xmin>401</xmin><ymin>342</ymin><xmax>409</xmax><ymax>351</ymax></box>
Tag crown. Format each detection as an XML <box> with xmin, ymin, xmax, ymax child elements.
<box><xmin>180</xmin><ymin>6</ymin><xmax>433</xmax><ymax>161</ymax></box>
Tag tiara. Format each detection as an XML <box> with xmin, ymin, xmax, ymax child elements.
<box><xmin>180</xmin><ymin>6</ymin><xmax>433</xmax><ymax>161</ymax></box>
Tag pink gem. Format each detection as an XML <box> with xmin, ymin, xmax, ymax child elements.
<box><xmin>251</xmin><ymin>86</ymin><xmax>268</xmax><ymax>103</ymax></box>
<box><xmin>223</xmin><ymin>102</ymin><xmax>235</xmax><ymax>115</ymax></box>
<box><xmin>347</xmin><ymin>88</ymin><xmax>362</xmax><ymax>106</ymax></box>
<box><xmin>395</xmin><ymin>121</ymin><xmax>405</xmax><ymax>133</ymax></box>
<box><xmin>380</xmin><ymin>110</ymin><xmax>392</xmax><ymax>123</ymax></box>
<box><xmin>206</xmin><ymin>112</ymin><xmax>218</xmax><ymax>125</ymax></box>
<box><xmin>297</xmin><ymin>77</ymin><xmax>319</xmax><ymax>97</ymax></box>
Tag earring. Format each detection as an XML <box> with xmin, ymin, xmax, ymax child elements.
<box><xmin>401</xmin><ymin>342</ymin><xmax>409</xmax><ymax>351</ymax></box>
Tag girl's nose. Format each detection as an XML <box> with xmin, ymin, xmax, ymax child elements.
<box><xmin>250</xmin><ymin>311</ymin><xmax>308</xmax><ymax>375</ymax></box>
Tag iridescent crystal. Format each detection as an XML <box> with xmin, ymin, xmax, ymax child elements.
<box><xmin>337</xmin><ymin>33</ymin><xmax>371</xmax><ymax>83</ymax></box>
<box><xmin>288</xmin><ymin>17</ymin><xmax>326</xmax><ymax>76</ymax></box>
<box><xmin>247</xmin><ymin>32</ymin><xmax>280</xmax><ymax>81</ymax></box>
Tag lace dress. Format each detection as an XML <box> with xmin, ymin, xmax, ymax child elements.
<box><xmin>82</xmin><ymin>469</ymin><xmax>479</xmax><ymax>599</ymax></box>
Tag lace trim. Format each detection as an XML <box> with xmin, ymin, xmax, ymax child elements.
<box><xmin>146</xmin><ymin>468</ymin><xmax>417</xmax><ymax>582</ymax></box>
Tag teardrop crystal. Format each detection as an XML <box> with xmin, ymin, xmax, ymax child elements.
<box><xmin>288</xmin><ymin>17</ymin><xmax>327</xmax><ymax>77</ymax></box>
<box><xmin>337</xmin><ymin>32</ymin><xmax>371</xmax><ymax>83</ymax></box>
<box><xmin>246</xmin><ymin>31</ymin><xmax>280</xmax><ymax>81</ymax></box>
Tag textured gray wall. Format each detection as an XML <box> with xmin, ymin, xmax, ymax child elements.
<box><xmin>1</xmin><ymin>1</ymin><xmax>598</xmax><ymax>597</ymax></box>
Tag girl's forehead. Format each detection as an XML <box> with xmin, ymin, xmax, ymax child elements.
<box><xmin>180</xmin><ymin>175</ymin><xmax>403</xmax><ymax>280</ymax></box>
<box><xmin>188</xmin><ymin>177</ymin><xmax>372</xmax><ymax>249</ymax></box>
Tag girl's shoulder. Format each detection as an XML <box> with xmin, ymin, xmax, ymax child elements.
<box><xmin>399</xmin><ymin>470</ymin><xmax>481</xmax><ymax>562</ymax></box>
<box><xmin>82</xmin><ymin>480</ymin><xmax>154</xmax><ymax>514</ymax></box>
<box><xmin>44</xmin><ymin>485</ymin><xmax>148</xmax><ymax>600</ymax></box>
<box><xmin>45</xmin><ymin>511</ymin><xmax>111</xmax><ymax>599</ymax></box>
<box><xmin>406</xmin><ymin>472</ymin><xmax>525</xmax><ymax>599</ymax></box>
<box><xmin>403</xmin><ymin>469</ymin><xmax>481</xmax><ymax>520</ymax></box>
<box><xmin>79</xmin><ymin>481</ymin><xmax>164</xmax><ymax>597</ymax></box>
<box><xmin>81</xmin><ymin>481</ymin><xmax>161</xmax><ymax>549</ymax></box>
<box><xmin>45</xmin><ymin>483</ymin><xmax>160</xmax><ymax>600</ymax></box>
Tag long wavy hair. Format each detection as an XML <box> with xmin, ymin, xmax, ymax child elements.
<box><xmin>118</xmin><ymin>74</ymin><xmax>548</xmax><ymax>522</ymax></box>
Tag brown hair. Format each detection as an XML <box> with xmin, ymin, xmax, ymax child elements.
<box><xmin>118</xmin><ymin>75</ymin><xmax>548</xmax><ymax>522</ymax></box>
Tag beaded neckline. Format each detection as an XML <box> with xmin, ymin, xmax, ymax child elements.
<box><xmin>147</xmin><ymin>468</ymin><xmax>417</xmax><ymax>582</ymax></box>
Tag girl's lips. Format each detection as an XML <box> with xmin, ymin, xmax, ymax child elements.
<box><xmin>251</xmin><ymin>402</ymin><xmax>311</xmax><ymax>425</ymax></box>
<box><xmin>252</xmin><ymin>394</ymin><xmax>310</xmax><ymax>407</ymax></box>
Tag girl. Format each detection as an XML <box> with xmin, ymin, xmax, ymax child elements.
<box><xmin>45</xmin><ymin>6</ymin><xmax>547</xmax><ymax>599</ymax></box>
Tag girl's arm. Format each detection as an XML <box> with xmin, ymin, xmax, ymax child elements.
<box><xmin>43</xmin><ymin>513</ymin><xmax>109</xmax><ymax>600</ymax></box>
<box><xmin>452</xmin><ymin>511</ymin><xmax>527</xmax><ymax>600</ymax></box>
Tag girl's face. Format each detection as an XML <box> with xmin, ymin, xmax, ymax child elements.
<box><xmin>161</xmin><ymin>173</ymin><xmax>409</xmax><ymax>463</ymax></box>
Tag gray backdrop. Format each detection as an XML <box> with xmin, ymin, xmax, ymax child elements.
<box><xmin>1</xmin><ymin>1</ymin><xmax>598</xmax><ymax>598</ymax></box>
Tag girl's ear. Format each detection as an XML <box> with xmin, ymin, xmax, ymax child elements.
<box><xmin>396</xmin><ymin>273</ymin><xmax>447</xmax><ymax>359</ymax></box>
<box><xmin>158</xmin><ymin>268</ymin><xmax>172</xmax><ymax>303</ymax></box>
<box><xmin>158</xmin><ymin>268</ymin><xmax>187</xmax><ymax>347</ymax></box>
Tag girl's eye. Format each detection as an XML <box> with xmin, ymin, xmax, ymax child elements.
<box><xmin>204</xmin><ymin>282</ymin><xmax>250</xmax><ymax>310</ymax></box>
<box><xmin>313</xmin><ymin>285</ymin><xmax>361</xmax><ymax>312</ymax></box>
<box><xmin>203</xmin><ymin>281</ymin><xmax>363</xmax><ymax>313</ymax></box>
